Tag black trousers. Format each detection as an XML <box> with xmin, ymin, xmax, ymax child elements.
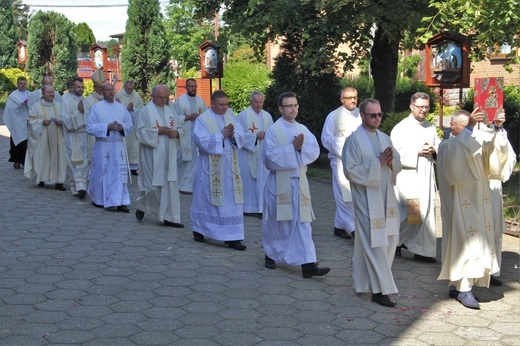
<box><xmin>9</xmin><ymin>137</ymin><xmax>27</xmax><ymax>165</ymax></box>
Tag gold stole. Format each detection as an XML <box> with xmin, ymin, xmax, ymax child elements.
<box><xmin>200</xmin><ymin>112</ymin><xmax>243</xmax><ymax>206</ymax></box>
<box><xmin>245</xmin><ymin>107</ymin><xmax>270</xmax><ymax>179</ymax></box>
<box><xmin>272</xmin><ymin>122</ymin><xmax>314</xmax><ymax>222</ymax></box>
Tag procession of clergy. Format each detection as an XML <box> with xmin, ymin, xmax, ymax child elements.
<box><xmin>4</xmin><ymin>70</ymin><xmax>516</xmax><ymax>310</ymax></box>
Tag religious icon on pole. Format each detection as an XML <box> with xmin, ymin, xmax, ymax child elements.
<box><xmin>474</xmin><ymin>77</ymin><xmax>504</xmax><ymax>122</ymax></box>
<box><xmin>199</xmin><ymin>40</ymin><xmax>222</xmax><ymax>78</ymax></box>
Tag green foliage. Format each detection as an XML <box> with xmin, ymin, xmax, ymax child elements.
<box><xmin>11</xmin><ymin>0</ymin><xmax>30</xmax><ymax>41</ymax></box>
<box><xmin>221</xmin><ymin>61</ymin><xmax>271</xmax><ymax>112</ymax></box>
<box><xmin>163</xmin><ymin>0</ymin><xmax>214</xmax><ymax>73</ymax></box>
<box><xmin>0</xmin><ymin>1</ymin><xmax>18</xmax><ymax>68</ymax></box>
<box><xmin>264</xmin><ymin>34</ymin><xmax>341</xmax><ymax>142</ymax></box>
<box><xmin>26</xmin><ymin>11</ymin><xmax>78</xmax><ymax>93</ymax></box>
<box><xmin>340</xmin><ymin>75</ymin><xmax>375</xmax><ymax>102</ymax></box>
<box><xmin>74</xmin><ymin>22</ymin><xmax>96</xmax><ymax>53</ymax></box>
<box><xmin>419</xmin><ymin>0</ymin><xmax>520</xmax><ymax>67</ymax></box>
<box><xmin>379</xmin><ymin>111</ymin><xmax>409</xmax><ymax>136</ymax></box>
<box><xmin>179</xmin><ymin>67</ymin><xmax>200</xmax><ymax>79</ymax></box>
<box><xmin>0</xmin><ymin>67</ymin><xmax>29</xmax><ymax>94</ymax></box>
<box><xmin>83</xmin><ymin>79</ymin><xmax>94</xmax><ymax>97</ymax></box>
<box><xmin>227</xmin><ymin>44</ymin><xmax>264</xmax><ymax>64</ymax></box>
<box><xmin>98</xmin><ymin>39</ymin><xmax>119</xmax><ymax>57</ymax></box>
<box><xmin>398</xmin><ymin>54</ymin><xmax>422</xmax><ymax>79</ymax></box>
<box><xmin>122</xmin><ymin>0</ymin><xmax>173</xmax><ymax>100</ymax></box>
<box><xmin>394</xmin><ymin>78</ymin><xmax>436</xmax><ymax>113</ymax></box>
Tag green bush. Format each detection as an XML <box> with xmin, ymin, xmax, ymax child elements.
<box><xmin>340</xmin><ymin>75</ymin><xmax>374</xmax><ymax>102</ymax></box>
<box><xmin>222</xmin><ymin>61</ymin><xmax>272</xmax><ymax>113</ymax></box>
<box><xmin>394</xmin><ymin>78</ymin><xmax>436</xmax><ymax>113</ymax></box>
<box><xmin>0</xmin><ymin>68</ymin><xmax>31</xmax><ymax>94</ymax></box>
<box><xmin>379</xmin><ymin>111</ymin><xmax>409</xmax><ymax>136</ymax></box>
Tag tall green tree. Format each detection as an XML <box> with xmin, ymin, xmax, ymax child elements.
<box><xmin>26</xmin><ymin>11</ymin><xmax>77</xmax><ymax>93</ymax></box>
<box><xmin>420</xmin><ymin>0</ymin><xmax>520</xmax><ymax>68</ymax></box>
<box><xmin>75</xmin><ymin>22</ymin><xmax>96</xmax><ymax>54</ymax></box>
<box><xmin>163</xmin><ymin>0</ymin><xmax>214</xmax><ymax>73</ymax></box>
<box><xmin>11</xmin><ymin>0</ymin><xmax>30</xmax><ymax>41</ymax></box>
<box><xmin>0</xmin><ymin>0</ymin><xmax>18</xmax><ymax>68</ymax></box>
<box><xmin>121</xmin><ymin>0</ymin><xmax>172</xmax><ymax>98</ymax></box>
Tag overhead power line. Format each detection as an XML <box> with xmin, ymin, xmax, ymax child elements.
<box><xmin>26</xmin><ymin>1</ymin><xmax>169</xmax><ymax>8</ymax></box>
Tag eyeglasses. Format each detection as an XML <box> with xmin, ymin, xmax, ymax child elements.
<box><xmin>281</xmin><ymin>104</ymin><xmax>299</xmax><ymax>109</ymax></box>
<box><xmin>364</xmin><ymin>112</ymin><xmax>384</xmax><ymax>118</ymax></box>
<box><xmin>412</xmin><ymin>104</ymin><xmax>430</xmax><ymax>110</ymax></box>
<box><xmin>341</xmin><ymin>96</ymin><xmax>358</xmax><ymax>100</ymax></box>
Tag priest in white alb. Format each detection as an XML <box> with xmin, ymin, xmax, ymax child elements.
<box><xmin>391</xmin><ymin>92</ymin><xmax>441</xmax><ymax>263</ymax></box>
<box><xmin>24</xmin><ymin>85</ymin><xmax>68</xmax><ymax>191</ymax></box>
<box><xmin>29</xmin><ymin>75</ymin><xmax>62</xmax><ymax>107</ymax></box>
<box><xmin>237</xmin><ymin>90</ymin><xmax>274</xmax><ymax>216</ymax></box>
<box><xmin>262</xmin><ymin>92</ymin><xmax>330</xmax><ymax>279</ymax></box>
<box><xmin>61</xmin><ymin>77</ymin><xmax>92</xmax><ymax>199</ymax></box>
<box><xmin>87</xmin><ymin>82</ymin><xmax>133</xmax><ymax>212</ymax></box>
<box><xmin>342</xmin><ymin>98</ymin><xmax>402</xmax><ymax>308</ymax></box>
<box><xmin>437</xmin><ymin>108</ymin><xmax>511</xmax><ymax>309</ymax></box>
<box><xmin>4</xmin><ymin>76</ymin><xmax>31</xmax><ymax>169</ymax></box>
<box><xmin>170</xmin><ymin>78</ymin><xmax>208</xmax><ymax>194</ymax></box>
<box><xmin>321</xmin><ymin>86</ymin><xmax>362</xmax><ymax>240</ymax></box>
<box><xmin>116</xmin><ymin>80</ymin><xmax>144</xmax><ymax>175</ymax></box>
<box><xmin>134</xmin><ymin>85</ymin><xmax>184</xmax><ymax>228</ymax></box>
<box><xmin>190</xmin><ymin>90</ymin><xmax>247</xmax><ymax>251</ymax></box>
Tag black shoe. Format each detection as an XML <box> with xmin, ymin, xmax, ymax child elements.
<box><xmin>351</xmin><ymin>231</ymin><xmax>355</xmax><ymax>239</ymax></box>
<box><xmin>395</xmin><ymin>246</ymin><xmax>402</xmax><ymax>257</ymax></box>
<box><xmin>92</xmin><ymin>201</ymin><xmax>104</xmax><ymax>208</ymax></box>
<box><xmin>413</xmin><ymin>254</ymin><xmax>437</xmax><ymax>263</ymax></box>
<box><xmin>131</xmin><ymin>170</ymin><xmax>138</xmax><ymax>176</ymax></box>
<box><xmin>334</xmin><ymin>227</ymin><xmax>352</xmax><ymax>239</ymax></box>
<box><xmin>78</xmin><ymin>190</ymin><xmax>87</xmax><ymax>199</ymax></box>
<box><xmin>14</xmin><ymin>163</ymin><xmax>21</xmax><ymax>169</ymax></box>
<box><xmin>193</xmin><ymin>231</ymin><xmax>205</xmax><ymax>243</ymax></box>
<box><xmin>38</xmin><ymin>181</ymin><xmax>45</xmax><ymax>187</ymax></box>
<box><xmin>490</xmin><ymin>276</ymin><xmax>503</xmax><ymax>286</ymax></box>
<box><xmin>265</xmin><ymin>255</ymin><xmax>276</xmax><ymax>270</ymax></box>
<box><xmin>225</xmin><ymin>241</ymin><xmax>247</xmax><ymax>251</ymax></box>
<box><xmin>105</xmin><ymin>206</ymin><xmax>117</xmax><ymax>212</ymax></box>
<box><xmin>164</xmin><ymin>220</ymin><xmax>184</xmax><ymax>228</ymax></box>
<box><xmin>456</xmin><ymin>291</ymin><xmax>480</xmax><ymax>309</ymax></box>
<box><xmin>117</xmin><ymin>205</ymin><xmax>130</xmax><ymax>213</ymax></box>
<box><xmin>371</xmin><ymin>293</ymin><xmax>396</xmax><ymax>307</ymax></box>
<box><xmin>180</xmin><ymin>191</ymin><xmax>192</xmax><ymax>195</ymax></box>
<box><xmin>135</xmin><ymin>209</ymin><xmax>145</xmax><ymax>221</ymax></box>
<box><xmin>302</xmin><ymin>263</ymin><xmax>330</xmax><ymax>278</ymax></box>
<box><xmin>55</xmin><ymin>184</ymin><xmax>66</xmax><ymax>191</ymax></box>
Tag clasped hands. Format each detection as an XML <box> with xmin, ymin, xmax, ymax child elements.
<box><xmin>292</xmin><ymin>133</ymin><xmax>304</xmax><ymax>151</ymax></box>
<box><xmin>158</xmin><ymin>126</ymin><xmax>179</xmax><ymax>138</ymax></box>
<box><xmin>109</xmin><ymin>121</ymin><xmax>123</xmax><ymax>132</ymax></box>
<box><xmin>221</xmin><ymin>123</ymin><xmax>235</xmax><ymax>138</ymax></box>
<box><xmin>379</xmin><ymin>147</ymin><xmax>393</xmax><ymax>167</ymax></box>
<box><xmin>418</xmin><ymin>142</ymin><xmax>435</xmax><ymax>157</ymax></box>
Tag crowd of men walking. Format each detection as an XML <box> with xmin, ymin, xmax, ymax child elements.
<box><xmin>3</xmin><ymin>73</ymin><xmax>516</xmax><ymax>310</ymax></box>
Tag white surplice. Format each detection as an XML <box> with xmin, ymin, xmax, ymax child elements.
<box><xmin>116</xmin><ymin>90</ymin><xmax>144</xmax><ymax>170</ymax></box>
<box><xmin>135</xmin><ymin>102</ymin><xmax>181</xmax><ymax>224</ymax></box>
<box><xmin>61</xmin><ymin>94</ymin><xmax>92</xmax><ymax>194</ymax></box>
<box><xmin>190</xmin><ymin>108</ymin><xmax>246</xmax><ymax>241</ymax></box>
<box><xmin>171</xmin><ymin>94</ymin><xmax>208</xmax><ymax>193</ymax></box>
<box><xmin>237</xmin><ymin>106</ymin><xmax>274</xmax><ymax>213</ymax></box>
<box><xmin>86</xmin><ymin>100</ymin><xmax>133</xmax><ymax>207</ymax></box>
<box><xmin>24</xmin><ymin>100</ymin><xmax>67</xmax><ymax>184</ymax></box>
<box><xmin>391</xmin><ymin>115</ymin><xmax>441</xmax><ymax>257</ymax></box>
<box><xmin>321</xmin><ymin>106</ymin><xmax>362</xmax><ymax>233</ymax></box>
<box><xmin>3</xmin><ymin>89</ymin><xmax>31</xmax><ymax>146</ymax></box>
<box><xmin>343</xmin><ymin>126</ymin><xmax>402</xmax><ymax>295</ymax></box>
<box><xmin>261</xmin><ymin>118</ymin><xmax>320</xmax><ymax>266</ymax></box>
<box><xmin>437</xmin><ymin>128</ymin><xmax>510</xmax><ymax>291</ymax></box>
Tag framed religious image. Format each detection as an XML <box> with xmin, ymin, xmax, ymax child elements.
<box><xmin>474</xmin><ymin>77</ymin><xmax>504</xmax><ymax>122</ymax></box>
<box><xmin>199</xmin><ymin>40</ymin><xmax>222</xmax><ymax>78</ymax></box>
<box><xmin>94</xmin><ymin>48</ymin><xmax>104</xmax><ymax>69</ymax></box>
<box><xmin>425</xmin><ymin>31</ymin><xmax>470</xmax><ymax>88</ymax></box>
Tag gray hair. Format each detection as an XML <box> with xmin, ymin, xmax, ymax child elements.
<box><xmin>250</xmin><ymin>90</ymin><xmax>264</xmax><ymax>102</ymax></box>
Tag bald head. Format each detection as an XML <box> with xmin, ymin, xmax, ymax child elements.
<box><xmin>42</xmin><ymin>85</ymin><xmax>55</xmax><ymax>103</ymax></box>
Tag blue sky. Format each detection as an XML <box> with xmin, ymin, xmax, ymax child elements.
<box><xmin>26</xmin><ymin>1</ymin><xmax>168</xmax><ymax>41</ymax></box>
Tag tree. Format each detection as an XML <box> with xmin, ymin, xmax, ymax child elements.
<box><xmin>75</xmin><ymin>22</ymin><xmax>96</xmax><ymax>54</ymax></box>
<box><xmin>193</xmin><ymin>0</ymin><xmax>432</xmax><ymax>114</ymax></box>
<box><xmin>163</xmin><ymin>0</ymin><xmax>214</xmax><ymax>73</ymax></box>
<box><xmin>0</xmin><ymin>0</ymin><xmax>18</xmax><ymax>68</ymax></box>
<box><xmin>11</xmin><ymin>0</ymin><xmax>30</xmax><ymax>41</ymax></box>
<box><xmin>121</xmin><ymin>0</ymin><xmax>172</xmax><ymax>98</ymax></box>
<box><xmin>26</xmin><ymin>11</ymin><xmax>77</xmax><ymax>93</ymax></box>
<box><xmin>420</xmin><ymin>0</ymin><xmax>520</xmax><ymax>68</ymax></box>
